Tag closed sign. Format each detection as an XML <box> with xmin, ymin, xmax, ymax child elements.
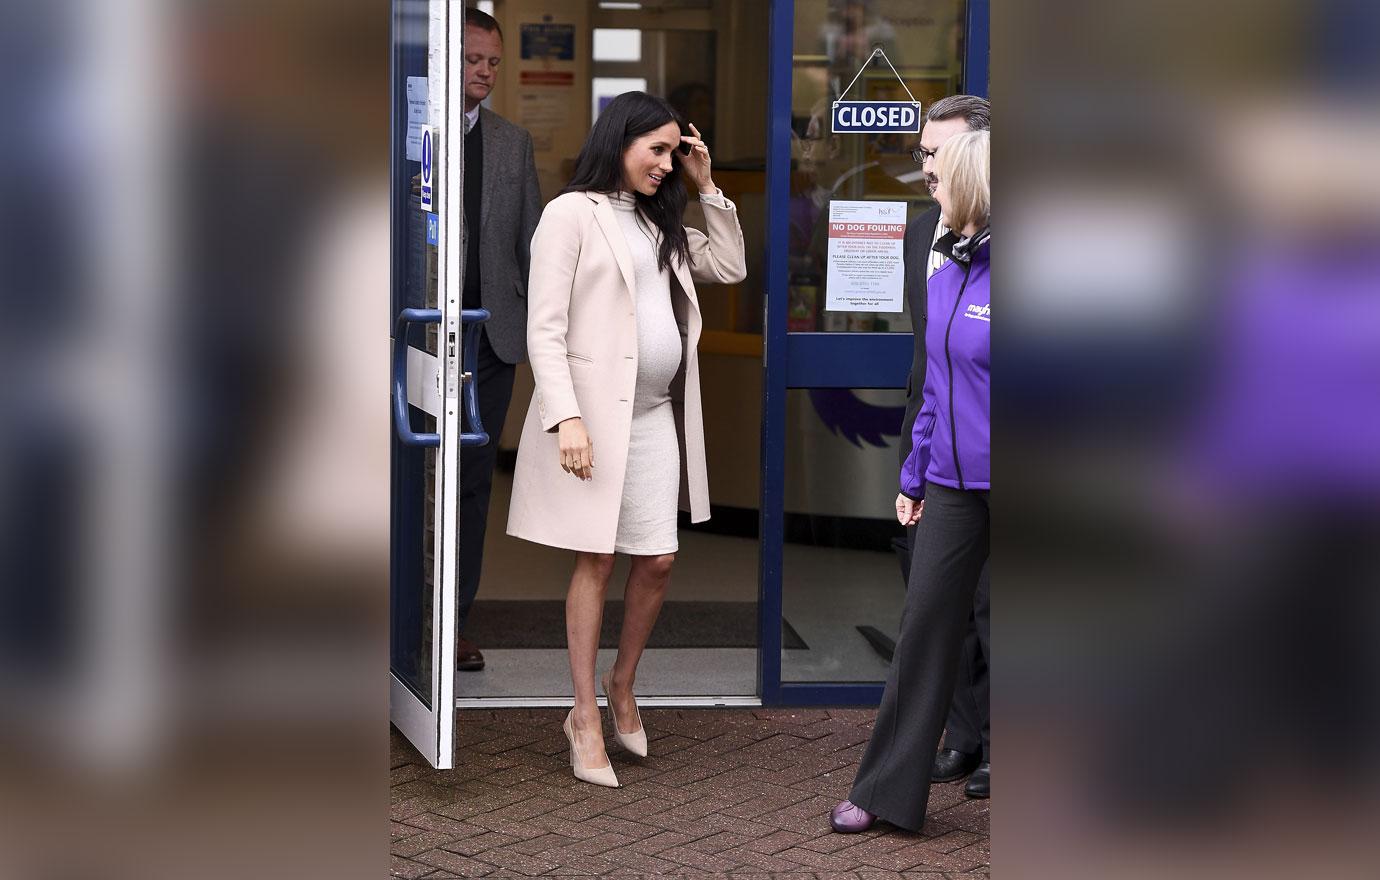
<box><xmin>831</xmin><ymin>101</ymin><xmax>921</xmax><ymax>134</ymax></box>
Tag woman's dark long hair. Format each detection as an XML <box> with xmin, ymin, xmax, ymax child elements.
<box><xmin>560</xmin><ymin>91</ymin><xmax>690</xmax><ymax>274</ymax></box>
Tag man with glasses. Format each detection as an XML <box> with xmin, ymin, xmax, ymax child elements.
<box><xmin>900</xmin><ymin>94</ymin><xmax>993</xmax><ymax>799</ymax></box>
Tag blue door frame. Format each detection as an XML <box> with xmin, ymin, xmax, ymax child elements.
<box><xmin>757</xmin><ymin>0</ymin><xmax>989</xmax><ymax>706</ymax></box>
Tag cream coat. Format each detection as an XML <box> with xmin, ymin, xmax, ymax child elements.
<box><xmin>506</xmin><ymin>190</ymin><xmax>747</xmax><ymax>553</ymax></box>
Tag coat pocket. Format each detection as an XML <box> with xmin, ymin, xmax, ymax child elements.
<box><xmin>566</xmin><ymin>351</ymin><xmax>593</xmax><ymax>366</ymax></box>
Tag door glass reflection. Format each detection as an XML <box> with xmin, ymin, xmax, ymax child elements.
<box><xmin>788</xmin><ymin>0</ymin><xmax>968</xmax><ymax>333</ymax></box>
<box><xmin>781</xmin><ymin>387</ymin><xmax>908</xmax><ymax>683</ymax></box>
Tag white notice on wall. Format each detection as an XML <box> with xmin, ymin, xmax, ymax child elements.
<box><xmin>406</xmin><ymin>76</ymin><xmax>428</xmax><ymax>161</ymax></box>
<box><xmin>516</xmin><ymin>91</ymin><xmax>572</xmax><ymax>131</ymax></box>
<box><xmin>825</xmin><ymin>200</ymin><xmax>907</xmax><ymax>312</ymax></box>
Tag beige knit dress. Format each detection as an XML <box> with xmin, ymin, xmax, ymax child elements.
<box><xmin>608</xmin><ymin>193</ymin><xmax>683</xmax><ymax>555</ymax></box>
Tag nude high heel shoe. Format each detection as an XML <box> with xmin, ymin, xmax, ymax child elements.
<box><xmin>601</xmin><ymin>672</ymin><xmax>648</xmax><ymax>758</ymax></box>
<box><xmin>563</xmin><ymin>709</ymin><xmax>620</xmax><ymax>788</ymax></box>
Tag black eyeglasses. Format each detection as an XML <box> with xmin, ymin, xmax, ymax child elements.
<box><xmin>911</xmin><ymin>145</ymin><xmax>937</xmax><ymax>165</ymax></box>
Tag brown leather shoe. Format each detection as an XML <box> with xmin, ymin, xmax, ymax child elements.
<box><xmin>456</xmin><ymin>636</ymin><xmax>485</xmax><ymax>671</ymax></box>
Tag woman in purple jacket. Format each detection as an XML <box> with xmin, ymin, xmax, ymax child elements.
<box><xmin>831</xmin><ymin>129</ymin><xmax>990</xmax><ymax>834</ymax></box>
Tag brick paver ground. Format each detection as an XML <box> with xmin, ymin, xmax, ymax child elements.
<box><xmin>391</xmin><ymin>708</ymin><xmax>989</xmax><ymax>878</ymax></box>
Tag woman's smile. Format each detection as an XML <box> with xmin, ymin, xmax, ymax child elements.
<box><xmin>632</xmin><ymin>158</ymin><xmax>671</xmax><ymax>194</ymax></box>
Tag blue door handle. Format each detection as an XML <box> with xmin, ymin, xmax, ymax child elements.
<box><xmin>458</xmin><ymin>308</ymin><xmax>491</xmax><ymax>448</ymax></box>
<box><xmin>392</xmin><ymin>307</ymin><xmax>492</xmax><ymax>448</ymax></box>
<box><xmin>393</xmin><ymin>308</ymin><xmax>442</xmax><ymax>447</ymax></box>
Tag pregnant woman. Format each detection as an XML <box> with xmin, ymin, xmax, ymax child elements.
<box><xmin>507</xmin><ymin>91</ymin><xmax>746</xmax><ymax>787</ymax></box>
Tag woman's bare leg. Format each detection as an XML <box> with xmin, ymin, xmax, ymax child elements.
<box><xmin>567</xmin><ymin>551</ymin><xmax>616</xmax><ymax>768</ymax></box>
<box><xmin>608</xmin><ymin>553</ymin><xmax>675</xmax><ymax>732</ymax></box>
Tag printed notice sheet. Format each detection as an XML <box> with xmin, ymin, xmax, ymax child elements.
<box><xmin>825</xmin><ymin>200</ymin><xmax>907</xmax><ymax>312</ymax></box>
<box><xmin>406</xmin><ymin>77</ymin><xmax>428</xmax><ymax>161</ymax></box>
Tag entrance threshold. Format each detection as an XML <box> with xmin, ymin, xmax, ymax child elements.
<box><xmin>457</xmin><ymin>696</ymin><xmax>763</xmax><ymax>708</ymax></box>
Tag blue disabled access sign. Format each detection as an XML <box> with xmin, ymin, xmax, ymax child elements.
<box><xmin>831</xmin><ymin>101</ymin><xmax>922</xmax><ymax>135</ymax></box>
<box><xmin>420</xmin><ymin>128</ymin><xmax>435</xmax><ymax>212</ymax></box>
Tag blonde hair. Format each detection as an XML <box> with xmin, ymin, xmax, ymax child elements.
<box><xmin>935</xmin><ymin>129</ymin><xmax>990</xmax><ymax>232</ymax></box>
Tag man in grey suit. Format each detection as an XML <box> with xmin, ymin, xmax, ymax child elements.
<box><xmin>456</xmin><ymin>8</ymin><xmax>542</xmax><ymax>670</ymax></box>
<box><xmin>898</xmin><ymin>95</ymin><xmax>992</xmax><ymax>796</ymax></box>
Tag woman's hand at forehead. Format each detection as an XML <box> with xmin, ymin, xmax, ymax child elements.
<box><xmin>679</xmin><ymin>122</ymin><xmax>716</xmax><ymax>194</ymax></box>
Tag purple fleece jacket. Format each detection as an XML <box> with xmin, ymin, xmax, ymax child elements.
<box><xmin>900</xmin><ymin>236</ymin><xmax>990</xmax><ymax>499</ymax></box>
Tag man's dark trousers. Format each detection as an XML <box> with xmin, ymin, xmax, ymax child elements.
<box><xmin>456</xmin><ymin>327</ymin><xmax>515</xmax><ymax>635</ymax></box>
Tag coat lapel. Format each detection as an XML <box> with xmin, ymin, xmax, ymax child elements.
<box><xmin>479</xmin><ymin>108</ymin><xmax>498</xmax><ymax>228</ymax></box>
<box><xmin>588</xmin><ymin>192</ymin><xmax>639</xmax><ymax>306</ymax></box>
<box><xmin>671</xmin><ymin>257</ymin><xmax>701</xmax><ymax>322</ymax></box>
<box><xmin>586</xmin><ymin>191</ymin><xmax>703</xmax><ymax>328</ymax></box>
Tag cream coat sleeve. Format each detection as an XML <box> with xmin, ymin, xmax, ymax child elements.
<box><xmin>685</xmin><ymin>193</ymin><xmax>748</xmax><ymax>285</ymax></box>
<box><xmin>525</xmin><ymin>195</ymin><xmax>585</xmax><ymax>432</ymax></box>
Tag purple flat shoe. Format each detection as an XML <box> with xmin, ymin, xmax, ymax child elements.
<box><xmin>830</xmin><ymin>800</ymin><xmax>876</xmax><ymax>833</ymax></box>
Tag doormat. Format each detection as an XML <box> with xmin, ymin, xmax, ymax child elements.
<box><xmin>462</xmin><ymin>600</ymin><xmax>808</xmax><ymax>650</ymax></box>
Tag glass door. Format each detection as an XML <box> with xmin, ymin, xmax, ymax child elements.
<box><xmin>389</xmin><ymin>0</ymin><xmax>475</xmax><ymax>769</ymax></box>
<box><xmin>759</xmin><ymin>0</ymin><xmax>987</xmax><ymax>705</ymax></box>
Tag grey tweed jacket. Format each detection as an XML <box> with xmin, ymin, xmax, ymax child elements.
<box><xmin>465</xmin><ymin>107</ymin><xmax>543</xmax><ymax>364</ymax></box>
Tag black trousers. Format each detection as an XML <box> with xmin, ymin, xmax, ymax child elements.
<box><xmin>850</xmin><ymin>483</ymin><xmax>990</xmax><ymax>832</ymax></box>
<box><xmin>944</xmin><ymin>560</ymin><xmax>990</xmax><ymax>760</ymax></box>
<box><xmin>904</xmin><ymin>528</ymin><xmax>991</xmax><ymax>762</ymax></box>
<box><xmin>456</xmin><ymin>329</ymin><xmax>516</xmax><ymax>635</ymax></box>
